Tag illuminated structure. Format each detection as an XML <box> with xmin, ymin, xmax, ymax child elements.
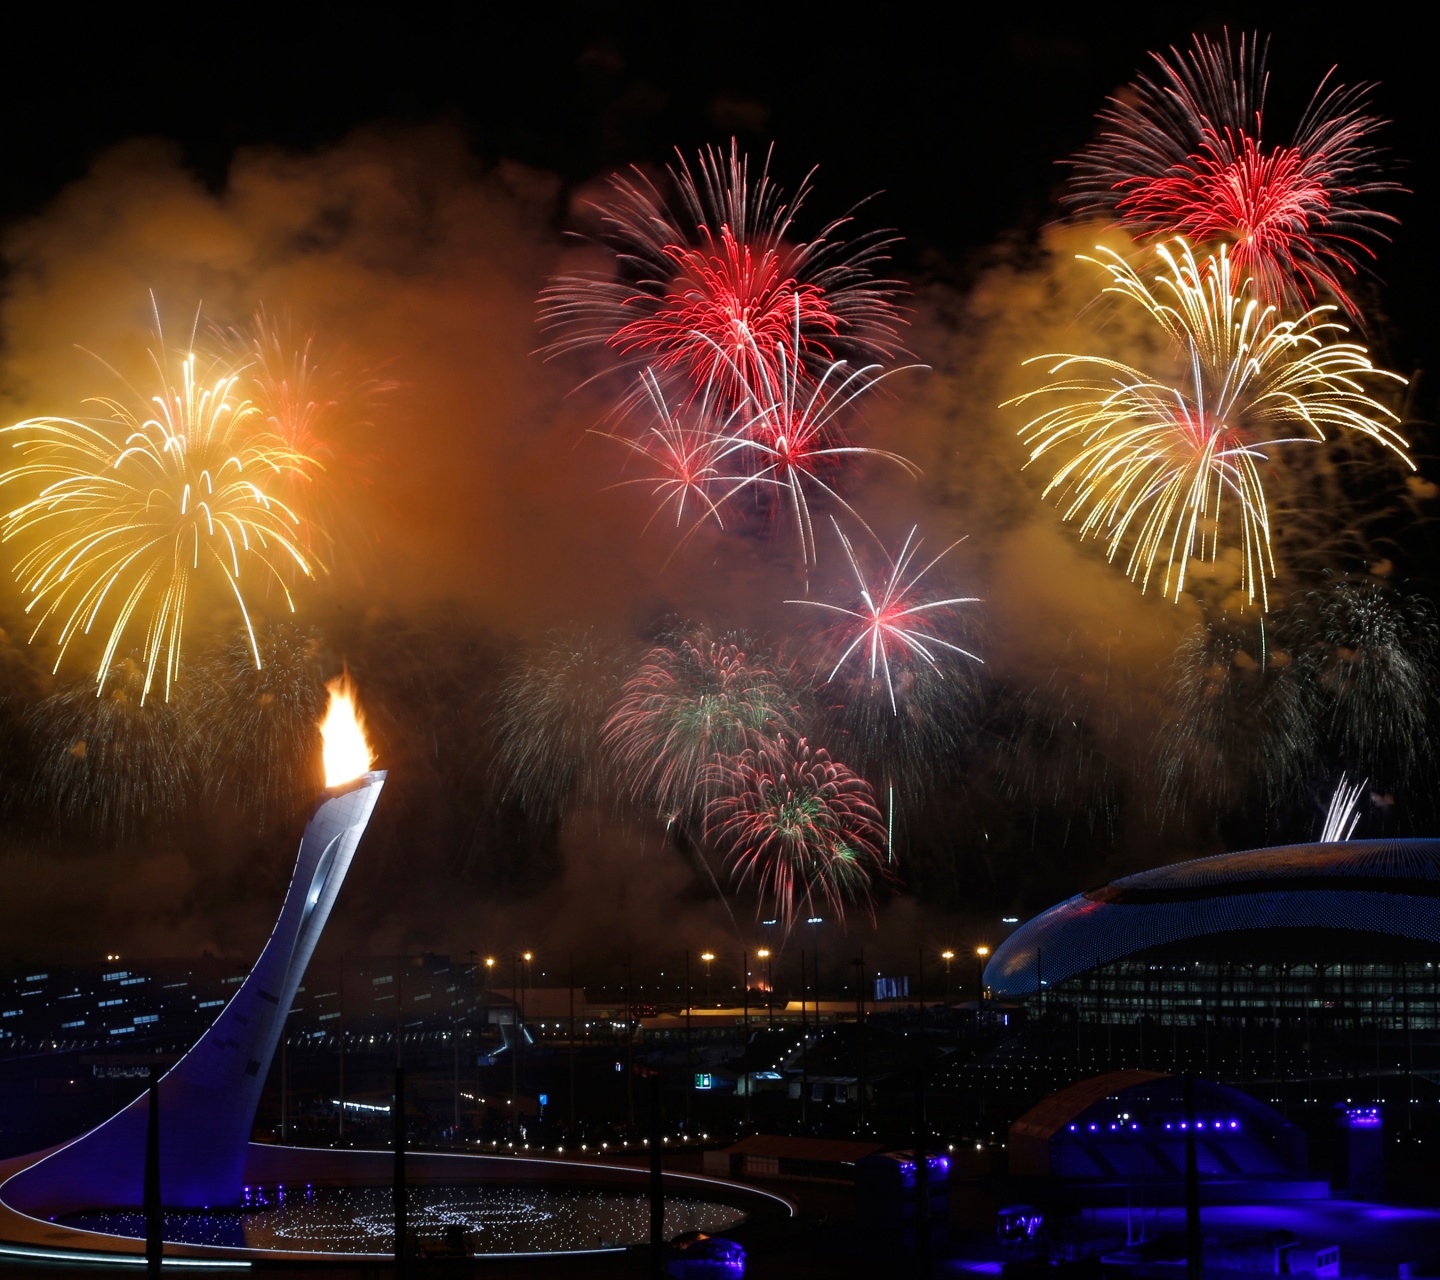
<box><xmin>2</xmin><ymin>771</ymin><xmax>385</xmax><ymax>1214</ymax></box>
<box><xmin>986</xmin><ymin>839</ymin><xmax>1440</xmax><ymax>1027</ymax></box>
<box><xmin>1008</xmin><ymin>1071</ymin><xmax>1308</xmax><ymax>1185</ymax></box>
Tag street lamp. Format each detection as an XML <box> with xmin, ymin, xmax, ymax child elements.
<box><xmin>975</xmin><ymin>946</ymin><xmax>990</xmax><ymax>1007</ymax></box>
<box><xmin>941</xmin><ymin>951</ymin><xmax>955</xmax><ymax>1009</ymax></box>
<box><xmin>758</xmin><ymin>948</ymin><xmax>773</xmax><ymax>1028</ymax></box>
<box><xmin>701</xmin><ymin>952</ymin><xmax>715</xmax><ymax>1006</ymax></box>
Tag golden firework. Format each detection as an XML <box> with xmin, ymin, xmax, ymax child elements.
<box><xmin>1008</xmin><ymin>239</ymin><xmax>1410</xmax><ymax>609</ymax></box>
<box><xmin>1</xmin><ymin>348</ymin><xmax>318</xmax><ymax>701</ymax></box>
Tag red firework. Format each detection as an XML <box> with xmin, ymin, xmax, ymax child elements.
<box><xmin>539</xmin><ymin>141</ymin><xmax>905</xmax><ymax>407</ymax></box>
<box><xmin>724</xmin><ymin>340</ymin><xmax>919</xmax><ymax>569</ymax></box>
<box><xmin>1067</xmin><ymin>31</ymin><xmax>1399</xmax><ymax>314</ymax></box>
<box><xmin>704</xmin><ymin>735</ymin><xmax>887</xmax><ymax>930</ymax></box>
<box><xmin>600</xmin><ymin>369</ymin><xmax>742</xmax><ymax>535</ymax></box>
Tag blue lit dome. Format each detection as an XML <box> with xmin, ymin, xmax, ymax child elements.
<box><xmin>985</xmin><ymin>839</ymin><xmax>1440</xmax><ymax>998</ymax></box>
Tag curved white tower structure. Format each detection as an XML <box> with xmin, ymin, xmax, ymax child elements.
<box><xmin>2</xmin><ymin>771</ymin><xmax>386</xmax><ymax>1214</ymax></box>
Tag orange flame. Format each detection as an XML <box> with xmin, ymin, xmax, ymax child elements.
<box><xmin>320</xmin><ymin>673</ymin><xmax>374</xmax><ymax>788</ymax></box>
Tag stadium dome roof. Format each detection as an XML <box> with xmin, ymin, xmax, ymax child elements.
<box><xmin>985</xmin><ymin>839</ymin><xmax>1440</xmax><ymax>999</ymax></box>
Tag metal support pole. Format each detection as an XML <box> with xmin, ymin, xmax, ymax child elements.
<box><xmin>338</xmin><ymin>961</ymin><xmax>346</xmax><ymax>1140</ymax></box>
<box><xmin>800</xmin><ymin>950</ymin><xmax>810</xmax><ymax>1129</ymax></box>
<box><xmin>649</xmin><ymin>1071</ymin><xmax>664</xmax><ymax>1280</ymax></box>
<box><xmin>1184</xmin><ymin>1072</ymin><xmax>1201</xmax><ymax>1280</ymax></box>
<box><xmin>280</xmin><ymin>1029</ymin><xmax>288</xmax><ymax>1143</ymax></box>
<box><xmin>625</xmin><ymin>958</ymin><xmax>635</xmax><ymax>1130</ymax></box>
<box><xmin>855</xmin><ymin>950</ymin><xmax>867</xmax><ymax>1136</ymax></box>
<box><xmin>684</xmin><ymin>950</ymin><xmax>693</xmax><ymax>1133</ymax></box>
<box><xmin>394</xmin><ymin>1066</ymin><xmax>408</xmax><ymax>1278</ymax></box>
<box><xmin>144</xmin><ymin>1063</ymin><xmax>162</xmax><ymax>1280</ymax></box>
<box><xmin>569</xmin><ymin>950</ymin><xmax>578</xmax><ymax>1139</ymax></box>
<box><xmin>511</xmin><ymin>953</ymin><xmax>519</xmax><ymax>1132</ymax></box>
<box><xmin>742</xmin><ymin>948</ymin><xmax>751</xmax><ymax>1130</ymax></box>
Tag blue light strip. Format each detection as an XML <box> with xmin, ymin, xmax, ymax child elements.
<box><xmin>0</xmin><ymin>1242</ymin><xmax>250</xmax><ymax>1268</ymax></box>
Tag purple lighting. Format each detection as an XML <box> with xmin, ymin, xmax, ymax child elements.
<box><xmin>1346</xmin><ymin>1107</ymin><xmax>1382</xmax><ymax>1129</ymax></box>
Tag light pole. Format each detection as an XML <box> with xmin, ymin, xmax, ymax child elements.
<box><xmin>807</xmin><ymin>918</ymin><xmax>824</xmax><ymax>1004</ymax></box>
<box><xmin>758</xmin><ymin>948</ymin><xmax>773</xmax><ymax>1028</ymax></box>
<box><xmin>623</xmin><ymin>956</ymin><xmax>635</xmax><ymax>1130</ymax></box>
<box><xmin>975</xmin><ymin>946</ymin><xmax>990</xmax><ymax>1008</ymax></box>
<box><xmin>510</xmin><ymin>953</ymin><xmax>520</xmax><ymax>1127</ymax></box>
<box><xmin>701</xmin><ymin>952</ymin><xmax>715</xmax><ymax>1006</ymax></box>
<box><xmin>941</xmin><ymin>951</ymin><xmax>955</xmax><ymax>1010</ymax></box>
<box><xmin>684</xmin><ymin>950</ymin><xmax>693</xmax><ymax>1133</ymax></box>
<box><xmin>741</xmin><ymin>948</ymin><xmax>751</xmax><ymax>1129</ymax></box>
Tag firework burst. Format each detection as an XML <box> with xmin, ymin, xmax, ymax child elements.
<box><xmin>1009</xmin><ymin>239</ymin><xmax>1410</xmax><ymax>609</ymax></box>
<box><xmin>704</xmin><ymin>734</ymin><xmax>887</xmax><ymax>930</ymax></box>
<box><xmin>725</xmin><ymin>339</ymin><xmax>920</xmax><ymax>569</ymax></box>
<box><xmin>1067</xmin><ymin>31</ymin><xmax>1400</xmax><ymax>314</ymax></box>
<box><xmin>539</xmin><ymin>141</ymin><xmax>905</xmax><ymax>408</ymax></box>
<box><xmin>0</xmin><ymin>344</ymin><xmax>319</xmax><ymax>701</ymax></box>
<box><xmin>598</xmin><ymin>369</ymin><xmax>741</xmax><ymax>536</ymax></box>
<box><xmin>221</xmin><ymin>308</ymin><xmax>396</xmax><ymax>567</ymax></box>
<box><xmin>25</xmin><ymin>656</ymin><xmax>200</xmax><ymax>837</ymax></box>
<box><xmin>190</xmin><ymin>619</ymin><xmax>327</xmax><ymax>826</ymax></box>
<box><xmin>791</xmin><ymin>521</ymin><xmax>981</xmax><ymax>713</ymax></box>
<box><xmin>603</xmin><ymin>631</ymin><xmax>798</xmax><ymax>821</ymax></box>
<box><xmin>1310</xmin><ymin>577</ymin><xmax>1438</xmax><ymax>792</ymax></box>
<box><xmin>490</xmin><ymin>626</ymin><xmax>630</xmax><ymax>819</ymax></box>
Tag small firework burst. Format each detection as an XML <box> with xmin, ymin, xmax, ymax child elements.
<box><xmin>490</xmin><ymin>626</ymin><xmax>630</xmax><ymax>818</ymax></box>
<box><xmin>603</xmin><ymin>630</ymin><xmax>798</xmax><ymax>820</ymax></box>
<box><xmin>704</xmin><ymin>734</ymin><xmax>887</xmax><ymax>929</ymax></box>
<box><xmin>792</xmin><ymin>521</ymin><xmax>981</xmax><ymax>713</ymax></box>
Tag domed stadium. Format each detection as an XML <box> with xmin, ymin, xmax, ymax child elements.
<box><xmin>984</xmin><ymin>840</ymin><xmax>1440</xmax><ymax>1029</ymax></box>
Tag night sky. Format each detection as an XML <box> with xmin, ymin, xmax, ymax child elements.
<box><xmin>0</xmin><ymin>6</ymin><xmax>1435</xmax><ymax>968</ymax></box>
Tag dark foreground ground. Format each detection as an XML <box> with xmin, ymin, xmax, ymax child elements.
<box><xmin>6</xmin><ymin>1174</ymin><xmax>1440</xmax><ymax>1280</ymax></box>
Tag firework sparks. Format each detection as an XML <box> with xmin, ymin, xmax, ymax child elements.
<box><xmin>1320</xmin><ymin>772</ymin><xmax>1366</xmax><ymax>841</ymax></box>
<box><xmin>1067</xmin><ymin>30</ymin><xmax>1400</xmax><ymax>314</ymax></box>
<box><xmin>0</xmin><ymin>343</ymin><xmax>319</xmax><ymax>701</ymax></box>
<box><xmin>597</xmin><ymin>324</ymin><xmax>920</xmax><ymax>569</ymax></box>
<box><xmin>190</xmin><ymin>620</ymin><xmax>326</xmax><ymax>826</ymax></box>
<box><xmin>726</xmin><ymin>339</ymin><xmax>920</xmax><ymax>569</ymax></box>
<box><xmin>791</xmin><ymin>521</ymin><xmax>981</xmax><ymax>714</ymax></box>
<box><xmin>490</xmin><ymin>626</ymin><xmax>630</xmax><ymax>818</ymax></box>
<box><xmin>221</xmin><ymin>308</ymin><xmax>396</xmax><ymax>567</ymax></box>
<box><xmin>598</xmin><ymin>369</ymin><xmax>741</xmax><ymax>535</ymax></box>
<box><xmin>704</xmin><ymin>734</ymin><xmax>887</xmax><ymax>930</ymax></box>
<box><xmin>1310</xmin><ymin>577</ymin><xmax>1439</xmax><ymax>791</ymax></box>
<box><xmin>603</xmin><ymin>631</ymin><xmax>798</xmax><ymax>820</ymax></box>
<box><xmin>25</xmin><ymin>656</ymin><xmax>200</xmax><ymax>838</ymax></box>
<box><xmin>1009</xmin><ymin>239</ymin><xmax>1410</xmax><ymax>609</ymax></box>
<box><xmin>539</xmin><ymin>140</ymin><xmax>905</xmax><ymax>408</ymax></box>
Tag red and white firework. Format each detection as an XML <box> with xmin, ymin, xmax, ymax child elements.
<box><xmin>1067</xmin><ymin>31</ymin><xmax>1400</xmax><ymax>315</ymax></box>
<box><xmin>539</xmin><ymin>141</ymin><xmax>905</xmax><ymax>408</ymax></box>
<box><xmin>792</xmin><ymin>522</ymin><xmax>981</xmax><ymax>713</ymax></box>
<box><xmin>721</xmin><ymin>337</ymin><xmax>919</xmax><ymax>570</ymax></box>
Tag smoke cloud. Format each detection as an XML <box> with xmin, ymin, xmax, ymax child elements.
<box><xmin>0</xmin><ymin>125</ymin><xmax>1427</xmax><ymax>971</ymax></box>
